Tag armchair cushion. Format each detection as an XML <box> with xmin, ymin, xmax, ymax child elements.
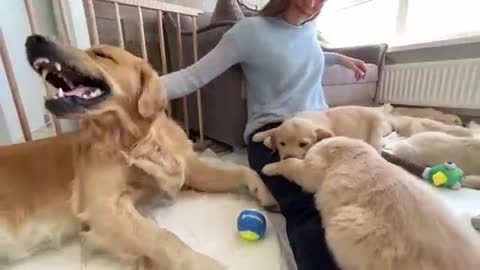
<box><xmin>210</xmin><ymin>0</ymin><xmax>244</xmax><ymax>24</ymax></box>
<box><xmin>323</xmin><ymin>44</ymin><xmax>388</xmax><ymax>68</ymax></box>
<box><xmin>323</xmin><ymin>64</ymin><xmax>378</xmax><ymax>86</ymax></box>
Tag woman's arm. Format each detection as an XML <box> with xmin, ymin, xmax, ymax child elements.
<box><xmin>324</xmin><ymin>52</ymin><xmax>339</xmax><ymax>66</ymax></box>
<box><xmin>163</xmin><ymin>33</ymin><xmax>242</xmax><ymax>100</ymax></box>
<box><xmin>325</xmin><ymin>52</ymin><xmax>367</xmax><ymax>80</ymax></box>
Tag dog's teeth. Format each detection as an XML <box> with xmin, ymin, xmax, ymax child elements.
<box><xmin>93</xmin><ymin>89</ymin><xmax>102</xmax><ymax>97</ymax></box>
<box><xmin>82</xmin><ymin>93</ymin><xmax>89</xmax><ymax>99</ymax></box>
<box><xmin>58</xmin><ymin>88</ymin><xmax>64</xmax><ymax>97</ymax></box>
<box><xmin>54</xmin><ymin>62</ymin><xmax>61</xmax><ymax>71</ymax></box>
<box><xmin>33</xmin><ymin>58</ymin><xmax>49</xmax><ymax>69</ymax></box>
<box><xmin>41</xmin><ymin>69</ymin><xmax>49</xmax><ymax>79</ymax></box>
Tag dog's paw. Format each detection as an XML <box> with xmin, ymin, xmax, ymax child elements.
<box><xmin>262</xmin><ymin>163</ymin><xmax>280</xmax><ymax>176</ymax></box>
<box><xmin>243</xmin><ymin>169</ymin><xmax>277</xmax><ymax>207</ymax></box>
<box><xmin>159</xmin><ymin>177</ymin><xmax>184</xmax><ymax>199</ymax></box>
<box><xmin>252</xmin><ymin>133</ymin><xmax>264</xmax><ymax>142</ymax></box>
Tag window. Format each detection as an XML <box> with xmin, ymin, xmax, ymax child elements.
<box><xmin>317</xmin><ymin>0</ymin><xmax>480</xmax><ymax>48</ymax></box>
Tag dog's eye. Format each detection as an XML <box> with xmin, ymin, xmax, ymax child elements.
<box><xmin>280</xmin><ymin>142</ymin><xmax>286</xmax><ymax>147</ymax></box>
<box><xmin>93</xmin><ymin>51</ymin><xmax>117</xmax><ymax>63</ymax></box>
<box><xmin>299</xmin><ymin>142</ymin><xmax>308</xmax><ymax>148</ymax></box>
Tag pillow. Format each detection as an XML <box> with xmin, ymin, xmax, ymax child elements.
<box><xmin>210</xmin><ymin>0</ymin><xmax>245</xmax><ymax>24</ymax></box>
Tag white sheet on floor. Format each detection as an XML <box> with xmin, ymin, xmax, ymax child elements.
<box><xmin>10</xmin><ymin>192</ymin><xmax>290</xmax><ymax>270</ymax></box>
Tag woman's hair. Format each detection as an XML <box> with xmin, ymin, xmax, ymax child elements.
<box><xmin>259</xmin><ymin>0</ymin><xmax>290</xmax><ymax>17</ymax></box>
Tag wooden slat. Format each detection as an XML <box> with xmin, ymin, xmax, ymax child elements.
<box><xmin>157</xmin><ymin>10</ymin><xmax>172</xmax><ymax>116</ymax></box>
<box><xmin>157</xmin><ymin>10</ymin><xmax>168</xmax><ymax>75</ymax></box>
<box><xmin>24</xmin><ymin>0</ymin><xmax>62</xmax><ymax>135</ymax></box>
<box><xmin>137</xmin><ymin>6</ymin><xmax>148</xmax><ymax>60</ymax></box>
<box><xmin>98</xmin><ymin>0</ymin><xmax>202</xmax><ymax>16</ymax></box>
<box><xmin>192</xmin><ymin>16</ymin><xmax>204</xmax><ymax>143</ymax></box>
<box><xmin>114</xmin><ymin>2</ymin><xmax>125</xmax><ymax>48</ymax></box>
<box><xmin>58</xmin><ymin>0</ymin><xmax>73</xmax><ymax>44</ymax></box>
<box><xmin>84</xmin><ymin>0</ymin><xmax>100</xmax><ymax>45</ymax></box>
<box><xmin>24</xmin><ymin>0</ymin><xmax>38</xmax><ymax>33</ymax></box>
<box><xmin>176</xmin><ymin>13</ymin><xmax>189</xmax><ymax>137</ymax></box>
<box><xmin>0</xmin><ymin>29</ymin><xmax>32</xmax><ymax>141</ymax></box>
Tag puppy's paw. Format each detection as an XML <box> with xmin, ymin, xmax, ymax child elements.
<box><xmin>252</xmin><ymin>132</ymin><xmax>265</xmax><ymax>142</ymax></box>
<box><xmin>244</xmin><ymin>169</ymin><xmax>277</xmax><ymax>207</ymax></box>
<box><xmin>262</xmin><ymin>163</ymin><xmax>280</xmax><ymax>176</ymax></box>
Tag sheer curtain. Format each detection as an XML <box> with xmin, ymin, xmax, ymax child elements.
<box><xmin>403</xmin><ymin>0</ymin><xmax>480</xmax><ymax>44</ymax></box>
<box><xmin>317</xmin><ymin>0</ymin><xmax>480</xmax><ymax>47</ymax></box>
<box><xmin>317</xmin><ymin>0</ymin><xmax>399</xmax><ymax>46</ymax></box>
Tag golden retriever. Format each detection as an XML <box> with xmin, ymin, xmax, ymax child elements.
<box><xmin>389</xmin><ymin>115</ymin><xmax>474</xmax><ymax>137</ymax></box>
<box><xmin>262</xmin><ymin>136</ymin><xmax>480</xmax><ymax>270</ymax></box>
<box><xmin>387</xmin><ymin>129</ymin><xmax>480</xmax><ymax>189</ymax></box>
<box><xmin>383</xmin><ymin>103</ymin><xmax>463</xmax><ymax>126</ymax></box>
<box><xmin>252</xmin><ymin>106</ymin><xmax>391</xmax><ymax>159</ymax></box>
<box><xmin>0</xmin><ymin>35</ymin><xmax>275</xmax><ymax>269</ymax></box>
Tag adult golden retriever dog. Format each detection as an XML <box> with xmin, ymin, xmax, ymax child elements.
<box><xmin>0</xmin><ymin>35</ymin><xmax>274</xmax><ymax>269</ymax></box>
<box><xmin>262</xmin><ymin>137</ymin><xmax>480</xmax><ymax>270</ymax></box>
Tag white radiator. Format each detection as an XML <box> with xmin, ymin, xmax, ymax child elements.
<box><xmin>377</xmin><ymin>58</ymin><xmax>480</xmax><ymax>109</ymax></box>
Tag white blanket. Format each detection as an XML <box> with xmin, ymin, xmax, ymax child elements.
<box><xmin>10</xmin><ymin>192</ymin><xmax>290</xmax><ymax>270</ymax></box>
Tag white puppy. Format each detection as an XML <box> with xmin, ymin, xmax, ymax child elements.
<box><xmin>263</xmin><ymin>137</ymin><xmax>480</xmax><ymax>270</ymax></box>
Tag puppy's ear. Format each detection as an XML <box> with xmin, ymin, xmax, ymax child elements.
<box><xmin>137</xmin><ymin>62</ymin><xmax>168</xmax><ymax>118</ymax></box>
<box><xmin>264</xmin><ymin>136</ymin><xmax>273</xmax><ymax>149</ymax></box>
<box><xmin>315</xmin><ymin>129</ymin><xmax>334</xmax><ymax>142</ymax></box>
<box><xmin>269</xmin><ymin>133</ymin><xmax>277</xmax><ymax>153</ymax></box>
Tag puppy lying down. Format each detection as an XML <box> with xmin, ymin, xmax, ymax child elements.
<box><xmin>383</xmin><ymin>103</ymin><xmax>463</xmax><ymax>126</ymax></box>
<box><xmin>263</xmin><ymin>137</ymin><xmax>480</xmax><ymax>270</ymax></box>
<box><xmin>387</xmin><ymin>130</ymin><xmax>480</xmax><ymax>190</ymax></box>
<box><xmin>389</xmin><ymin>115</ymin><xmax>475</xmax><ymax>137</ymax></box>
<box><xmin>253</xmin><ymin>106</ymin><xmax>391</xmax><ymax>159</ymax></box>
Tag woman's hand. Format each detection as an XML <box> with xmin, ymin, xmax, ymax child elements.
<box><xmin>338</xmin><ymin>55</ymin><xmax>367</xmax><ymax>81</ymax></box>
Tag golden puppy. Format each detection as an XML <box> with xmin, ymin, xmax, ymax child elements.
<box><xmin>388</xmin><ymin>129</ymin><xmax>480</xmax><ymax>189</ymax></box>
<box><xmin>387</xmin><ymin>104</ymin><xmax>463</xmax><ymax>126</ymax></box>
<box><xmin>263</xmin><ymin>137</ymin><xmax>480</xmax><ymax>270</ymax></box>
<box><xmin>0</xmin><ymin>35</ymin><xmax>275</xmax><ymax>269</ymax></box>
<box><xmin>253</xmin><ymin>106</ymin><xmax>391</xmax><ymax>159</ymax></box>
<box><xmin>390</xmin><ymin>115</ymin><xmax>474</xmax><ymax>137</ymax></box>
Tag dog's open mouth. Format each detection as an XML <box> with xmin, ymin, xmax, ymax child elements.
<box><xmin>32</xmin><ymin>57</ymin><xmax>109</xmax><ymax>104</ymax></box>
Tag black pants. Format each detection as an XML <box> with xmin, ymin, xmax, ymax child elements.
<box><xmin>247</xmin><ymin>123</ymin><xmax>339</xmax><ymax>270</ymax></box>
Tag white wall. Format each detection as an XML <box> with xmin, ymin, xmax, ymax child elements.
<box><xmin>0</xmin><ymin>0</ymin><xmax>52</xmax><ymax>144</ymax></box>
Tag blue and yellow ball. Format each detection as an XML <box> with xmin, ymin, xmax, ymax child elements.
<box><xmin>237</xmin><ymin>209</ymin><xmax>267</xmax><ymax>241</ymax></box>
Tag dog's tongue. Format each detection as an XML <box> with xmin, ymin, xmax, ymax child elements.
<box><xmin>64</xmin><ymin>86</ymin><xmax>92</xmax><ymax>97</ymax></box>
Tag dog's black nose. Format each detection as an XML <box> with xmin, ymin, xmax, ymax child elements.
<box><xmin>25</xmin><ymin>35</ymin><xmax>48</xmax><ymax>48</ymax></box>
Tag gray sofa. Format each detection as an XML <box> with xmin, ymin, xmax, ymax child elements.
<box><xmin>163</xmin><ymin>12</ymin><xmax>388</xmax><ymax>147</ymax></box>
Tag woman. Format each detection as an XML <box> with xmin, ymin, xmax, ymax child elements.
<box><xmin>156</xmin><ymin>0</ymin><xmax>366</xmax><ymax>269</ymax></box>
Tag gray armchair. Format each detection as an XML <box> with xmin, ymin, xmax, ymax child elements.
<box><xmin>163</xmin><ymin>13</ymin><xmax>388</xmax><ymax>147</ymax></box>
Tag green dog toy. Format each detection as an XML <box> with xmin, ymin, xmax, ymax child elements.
<box><xmin>422</xmin><ymin>162</ymin><xmax>464</xmax><ymax>190</ymax></box>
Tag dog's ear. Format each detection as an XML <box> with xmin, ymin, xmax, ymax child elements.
<box><xmin>315</xmin><ymin>128</ymin><xmax>334</xmax><ymax>142</ymax></box>
<box><xmin>137</xmin><ymin>62</ymin><xmax>168</xmax><ymax>119</ymax></box>
<box><xmin>264</xmin><ymin>136</ymin><xmax>273</xmax><ymax>149</ymax></box>
<box><xmin>269</xmin><ymin>133</ymin><xmax>277</xmax><ymax>153</ymax></box>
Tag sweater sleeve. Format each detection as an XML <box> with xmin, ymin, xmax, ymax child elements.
<box><xmin>324</xmin><ymin>52</ymin><xmax>339</xmax><ymax>66</ymax></box>
<box><xmin>162</xmin><ymin>33</ymin><xmax>243</xmax><ymax>100</ymax></box>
